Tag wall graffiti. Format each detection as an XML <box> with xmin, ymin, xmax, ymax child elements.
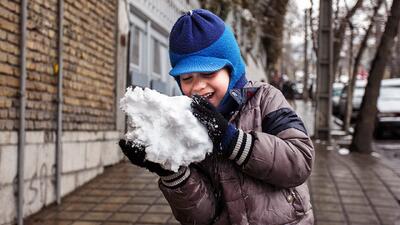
<box><xmin>27</xmin><ymin>162</ymin><xmax>55</xmax><ymax>206</ymax></box>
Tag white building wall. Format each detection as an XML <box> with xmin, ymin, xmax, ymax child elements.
<box><xmin>0</xmin><ymin>131</ymin><xmax>122</xmax><ymax>224</ymax></box>
<box><xmin>127</xmin><ymin>0</ymin><xmax>200</xmax><ymax>96</ymax></box>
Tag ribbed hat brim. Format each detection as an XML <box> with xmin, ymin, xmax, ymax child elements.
<box><xmin>169</xmin><ymin>55</ymin><xmax>232</xmax><ymax>77</ymax></box>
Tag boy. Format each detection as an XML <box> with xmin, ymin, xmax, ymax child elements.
<box><xmin>119</xmin><ymin>9</ymin><xmax>314</xmax><ymax>225</ymax></box>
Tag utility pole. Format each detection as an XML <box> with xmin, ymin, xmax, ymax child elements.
<box><xmin>314</xmin><ymin>0</ymin><xmax>333</xmax><ymax>143</ymax></box>
<box><xmin>303</xmin><ymin>8</ymin><xmax>310</xmax><ymax>101</ymax></box>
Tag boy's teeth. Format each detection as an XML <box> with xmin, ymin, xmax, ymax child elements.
<box><xmin>203</xmin><ymin>93</ymin><xmax>212</xmax><ymax>98</ymax></box>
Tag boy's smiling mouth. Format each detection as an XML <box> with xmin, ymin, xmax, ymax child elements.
<box><xmin>202</xmin><ymin>92</ymin><xmax>214</xmax><ymax>99</ymax></box>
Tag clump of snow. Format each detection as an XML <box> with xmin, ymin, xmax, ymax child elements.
<box><xmin>120</xmin><ymin>87</ymin><xmax>213</xmax><ymax>172</ymax></box>
<box><xmin>338</xmin><ymin>148</ymin><xmax>350</xmax><ymax>155</ymax></box>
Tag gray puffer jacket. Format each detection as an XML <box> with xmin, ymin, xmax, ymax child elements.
<box><xmin>159</xmin><ymin>81</ymin><xmax>314</xmax><ymax>225</ymax></box>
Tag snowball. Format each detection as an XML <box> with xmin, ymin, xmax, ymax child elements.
<box><xmin>120</xmin><ymin>87</ymin><xmax>213</xmax><ymax>172</ymax></box>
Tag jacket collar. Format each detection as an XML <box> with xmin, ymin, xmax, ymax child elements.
<box><xmin>229</xmin><ymin>84</ymin><xmax>259</xmax><ymax>107</ymax></box>
<box><xmin>218</xmin><ymin>83</ymin><xmax>259</xmax><ymax>118</ymax></box>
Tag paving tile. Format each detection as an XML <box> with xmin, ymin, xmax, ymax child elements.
<box><xmin>365</xmin><ymin>190</ymin><xmax>393</xmax><ymax>198</ymax></box>
<box><xmin>312</xmin><ymin>202</ymin><xmax>342</xmax><ymax>212</ymax></box>
<box><xmin>129</xmin><ymin>178</ymin><xmax>157</xmax><ymax>184</ymax></box>
<box><xmin>334</xmin><ymin>182</ymin><xmax>360</xmax><ymax>190</ymax></box>
<box><xmin>112</xmin><ymin>190</ymin><xmax>137</xmax><ymax>197</ymax></box>
<box><xmin>46</xmin><ymin>211</ymin><xmax>84</xmax><ymax>220</ymax></box>
<box><xmin>99</xmin><ymin>183</ymin><xmax>123</xmax><ymax>189</ymax></box>
<box><xmin>77</xmin><ymin>196</ymin><xmax>107</xmax><ymax>203</ymax></box>
<box><xmin>314</xmin><ymin>211</ymin><xmax>346</xmax><ymax>222</ymax></box>
<box><xmin>80</xmin><ymin>212</ymin><xmax>112</xmax><ymax>221</ymax></box>
<box><xmin>28</xmin><ymin>221</ymin><xmax>73</xmax><ymax>225</ymax></box>
<box><xmin>147</xmin><ymin>204</ymin><xmax>173</xmax><ymax>213</ymax></box>
<box><xmin>70</xmin><ymin>222</ymin><xmax>101</xmax><ymax>225</ymax></box>
<box><xmin>145</xmin><ymin>183</ymin><xmax>160</xmax><ymax>190</ymax></box>
<box><xmin>155</xmin><ymin>196</ymin><xmax>170</xmax><ymax>205</ymax></box>
<box><xmin>139</xmin><ymin>190</ymin><xmax>162</xmax><ymax>197</ymax></box>
<box><xmin>92</xmin><ymin>203</ymin><xmax>122</xmax><ymax>212</ymax></box>
<box><xmin>64</xmin><ymin>195</ymin><xmax>84</xmax><ymax>203</ymax></box>
<box><xmin>107</xmin><ymin>213</ymin><xmax>141</xmax><ymax>222</ymax></box>
<box><xmin>311</xmin><ymin>187</ymin><xmax>337</xmax><ymax>195</ymax></box>
<box><xmin>313</xmin><ymin>194</ymin><xmax>340</xmax><ymax>204</ymax></box>
<box><xmin>86</xmin><ymin>189</ymin><xmax>115</xmax><ymax>196</ymax></box>
<box><xmin>119</xmin><ymin>204</ymin><xmax>149</xmax><ymax>213</ymax></box>
<box><xmin>369</xmin><ymin>197</ymin><xmax>399</xmax><ymax>207</ymax></box>
<box><xmin>129</xmin><ymin>196</ymin><xmax>157</xmax><ymax>204</ymax></box>
<box><xmin>314</xmin><ymin>222</ymin><xmax>345</xmax><ymax>225</ymax></box>
<box><xmin>343</xmin><ymin>204</ymin><xmax>373</xmax><ymax>214</ymax></box>
<box><xmin>138</xmin><ymin>213</ymin><xmax>171</xmax><ymax>223</ymax></box>
<box><xmin>375</xmin><ymin>206</ymin><xmax>400</xmax><ymax>218</ymax></box>
<box><xmin>310</xmin><ymin>182</ymin><xmax>333</xmax><ymax>188</ymax></box>
<box><xmin>341</xmin><ymin>196</ymin><xmax>369</xmax><ymax>205</ymax></box>
<box><xmin>101</xmin><ymin>222</ymin><xmax>130</xmax><ymax>225</ymax></box>
<box><xmin>120</xmin><ymin>183</ymin><xmax>146</xmax><ymax>190</ymax></box>
<box><xmin>347</xmin><ymin>212</ymin><xmax>379</xmax><ymax>224</ymax></box>
<box><xmin>103</xmin><ymin>196</ymin><xmax>130</xmax><ymax>204</ymax></box>
<box><xmin>64</xmin><ymin>203</ymin><xmax>96</xmax><ymax>211</ymax></box>
<box><xmin>167</xmin><ymin>216</ymin><xmax>181</xmax><ymax>225</ymax></box>
<box><xmin>338</xmin><ymin>189</ymin><xmax>364</xmax><ymax>197</ymax></box>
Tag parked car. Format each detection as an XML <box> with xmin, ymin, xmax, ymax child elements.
<box><xmin>338</xmin><ymin>78</ymin><xmax>400</xmax><ymax>138</ymax></box>
<box><xmin>375</xmin><ymin>79</ymin><xmax>400</xmax><ymax>138</ymax></box>
<box><xmin>337</xmin><ymin>80</ymin><xmax>367</xmax><ymax>120</ymax></box>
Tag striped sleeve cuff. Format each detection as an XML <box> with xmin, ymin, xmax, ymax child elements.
<box><xmin>228</xmin><ymin>130</ymin><xmax>254</xmax><ymax>166</ymax></box>
<box><xmin>160</xmin><ymin>166</ymin><xmax>190</xmax><ymax>188</ymax></box>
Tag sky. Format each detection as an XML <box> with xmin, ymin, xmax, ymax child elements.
<box><xmin>296</xmin><ymin>0</ymin><xmax>313</xmax><ymax>10</ymax></box>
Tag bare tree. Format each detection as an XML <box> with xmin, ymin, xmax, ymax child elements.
<box><xmin>344</xmin><ymin>0</ymin><xmax>384</xmax><ymax>133</ymax></box>
<box><xmin>390</xmin><ymin>23</ymin><xmax>400</xmax><ymax>78</ymax></box>
<box><xmin>332</xmin><ymin>0</ymin><xmax>364</xmax><ymax>78</ymax></box>
<box><xmin>350</xmin><ymin>0</ymin><xmax>400</xmax><ymax>153</ymax></box>
<box><xmin>262</xmin><ymin>0</ymin><xmax>290</xmax><ymax>80</ymax></box>
<box><xmin>309</xmin><ymin>0</ymin><xmax>318</xmax><ymax>57</ymax></box>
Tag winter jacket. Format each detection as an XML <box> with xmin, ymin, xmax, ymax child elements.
<box><xmin>159</xmin><ymin>81</ymin><xmax>315</xmax><ymax>225</ymax></box>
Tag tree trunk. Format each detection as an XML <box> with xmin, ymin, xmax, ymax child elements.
<box><xmin>303</xmin><ymin>9</ymin><xmax>309</xmax><ymax>101</ymax></box>
<box><xmin>344</xmin><ymin>0</ymin><xmax>383</xmax><ymax>133</ymax></box>
<box><xmin>309</xmin><ymin>0</ymin><xmax>318</xmax><ymax>57</ymax></box>
<box><xmin>350</xmin><ymin>0</ymin><xmax>400</xmax><ymax>153</ymax></box>
<box><xmin>391</xmin><ymin>24</ymin><xmax>400</xmax><ymax>78</ymax></box>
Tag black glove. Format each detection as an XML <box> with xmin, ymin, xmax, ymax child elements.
<box><xmin>191</xmin><ymin>95</ymin><xmax>237</xmax><ymax>154</ymax></box>
<box><xmin>118</xmin><ymin>139</ymin><xmax>174</xmax><ymax>176</ymax></box>
<box><xmin>191</xmin><ymin>95</ymin><xmax>255</xmax><ymax>166</ymax></box>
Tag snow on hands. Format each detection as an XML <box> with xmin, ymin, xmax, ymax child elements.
<box><xmin>120</xmin><ymin>87</ymin><xmax>213</xmax><ymax>172</ymax></box>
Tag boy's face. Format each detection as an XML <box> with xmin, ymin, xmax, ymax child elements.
<box><xmin>179</xmin><ymin>68</ymin><xmax>230</xmax><ymax>107</ymax></box>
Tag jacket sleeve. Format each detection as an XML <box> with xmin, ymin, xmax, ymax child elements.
<box><xmin>158</xmin><ymin>166</ymin><xmax>217</xmax><ymax>225</ymax></box>
<box><xmin>240</xmin><ymin>87</ymin><xmax>314</xmax><ymax>188</ymax></box>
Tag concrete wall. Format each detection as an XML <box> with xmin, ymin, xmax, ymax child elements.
<box><xmin>0</xmin><ymin>130</ymin><xmax>123</xmax><ymax>225</ymax></box>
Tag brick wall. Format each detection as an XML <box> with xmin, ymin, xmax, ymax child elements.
<box><xmin>0</xmin><ymin>0</ymin><xmax>117</xmax><ymax>131</ymax></box>
<box><xmin>0</xmin><ymin>0</ymin><xmax>21</xmax><ymax>130</ymax></box>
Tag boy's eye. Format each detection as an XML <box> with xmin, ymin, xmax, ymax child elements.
<box><xmin>202</xmin><ymin>72</ymin><xmax>214</xmax><ymax>77</ymax></box>
<box><xmin>181</xmin><ymin>75</ymin><xmax>192</xmax><ymax>81</ymax></box>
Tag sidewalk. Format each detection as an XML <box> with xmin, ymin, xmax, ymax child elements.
<box><xmin>25</xmin><ymin>101</ymin><xmax>400</xmax><ymax>225</ymax></box>
<box><xmin>25</xmin><ymin>164</ymin><xmax>180</xmax><ymax>225</ymax></box>
<box><xmin>310</xmin><ymin>143</ymin><xmax>400</xmax><ymax>225</ymax></box>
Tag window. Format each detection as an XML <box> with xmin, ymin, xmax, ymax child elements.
<box><xmin>130</xmin><ymin>26</ymin><xmax>143</xmax><ymax>68</ymax></box>
<box><xmin>152</xmin><ymin>38</ymin><xmax>161</xmax><ymax>75</ymax></box>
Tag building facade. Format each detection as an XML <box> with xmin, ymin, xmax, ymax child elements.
<box><xmin>0</xmin><ymin>0</ymin><xmax>267</xmax><ymax>224</ymax></box>
<box><xmin>0</xmin><ymin>0</ymin><xmax>124</xmax><ymax>224</ymax></box>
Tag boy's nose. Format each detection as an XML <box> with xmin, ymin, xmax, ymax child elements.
<box><xmin>192</xmin><ymin>77</ymin><xmax>206</xmax><ymax>92</ymax></box>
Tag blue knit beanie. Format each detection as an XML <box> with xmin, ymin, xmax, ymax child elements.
<box><xmin>168</xmin><ymin>9</ymin><xmax>246</xmax><ymax>104</ymax></box>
